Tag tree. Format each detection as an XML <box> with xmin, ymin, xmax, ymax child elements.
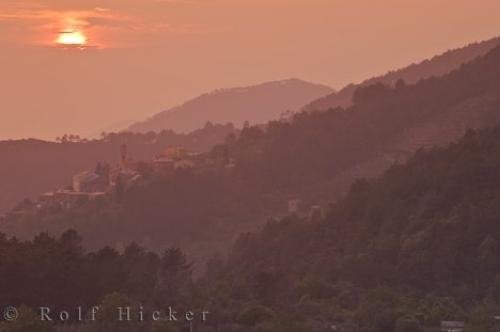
<box><xmin>96</xmin><ymin>292</ymin><xmax>137</xmax><ymax>332</ymax></box>
<box><xmin>395</xmin><ymin>79</ymin><xmax>407</xmax><ymax>90</ymax></box>
<box><xmin>155</xmin><ymin>248</ymin><xmax>192</xmax><ymax>305</ymax></box>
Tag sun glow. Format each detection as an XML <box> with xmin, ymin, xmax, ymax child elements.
<box><xmin>56</xmin><ymin>30</ymin><xmax>87</xmax><ymax>46</ymax></box>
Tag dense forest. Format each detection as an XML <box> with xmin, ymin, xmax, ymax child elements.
<box><xmin>0</xmin><ymin>230</ymin><xmax>202</xmax><ymax>332</ymax></box>
<box><xmin>3</xmin><ymin>43</ymin><xmax>500</xmax><ymax>269</ymax></box>
<box><xmin>3</xmin><ymin>125</ymin><xmax>500</xmax><ymax>331</ymax></box>
<box><xmin>0</xmin><ymin>122</ymin><xmax>236</xmax><ymax>214</ymax></box>
<box><xmin>197</xmin><ymin>125</ymin><xmax>500</xmax><ymax>331</ymax></box>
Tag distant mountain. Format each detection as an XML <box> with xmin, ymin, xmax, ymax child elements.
<box><xmin>128</xmin><ymin>79</ymin><xmax>333</xmax><ymax>133</ymax></box>
<box><xmin>303</xmin><ymin>36</ymin><xmax>500</xmax><ymax>111</ymax></box>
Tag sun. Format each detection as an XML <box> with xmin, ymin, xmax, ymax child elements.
<box><xmin>56</xmin><ymin>30</ymin><xmax>87</xmax><ymax>47</ymax></box>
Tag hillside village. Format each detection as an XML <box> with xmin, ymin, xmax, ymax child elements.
<box><xmin>2</xmin><ymin>137</ymin><xmax>327</xmax><ymax>236</ymax></box>
<box><xmin>33</xmin><ymin>144</ymin><xmax>210</xmax><ymax>211</ymax></box>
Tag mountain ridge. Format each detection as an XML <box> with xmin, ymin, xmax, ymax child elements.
<box><xmin>303</xmin><ymin>36</ymin><xmax>500</xmax><ymax>112</ymax></box>
<box><xmin>128</xmin><ymin>78</ymin><xmax>334</xmax><ymax>133</ymax></box>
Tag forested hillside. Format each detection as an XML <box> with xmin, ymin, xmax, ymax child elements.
<box><xmin>3</xmin><ymin>43</ymin><xmax>500</xmax><ymax>267</ymax></box>
<box><xmin>303</xmin><ymin>36</ymin><xmax>500</xmax><ymax>112</ymax></box>
<box><xmin>3</xmin><ymin>125</ymin><xmax>500</xmax><ymax>331</ymax></box>
<box><xmin>0</xmin><ymin>230</ymin><xmax>202</xmax><ymax>332</ymax></box>
<box><xmin>199</xmin><ymin>124</ymin><xmax>500</xmax><ymax>331</ymax></box>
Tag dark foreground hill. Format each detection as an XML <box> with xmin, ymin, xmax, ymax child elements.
<box><xmin>2</xmin><ymin>125</ymin><xmax>500</xmax><ymax>332</ymax></box>
<box><xmin>303</xmin><ymin>36</ymin><xmax>500</xmax><ymax>112</ymax></box>
<box><xmin>128</xmin><ymin>79</ymin><xmax>333</xmax><ymax>133</ymax></box>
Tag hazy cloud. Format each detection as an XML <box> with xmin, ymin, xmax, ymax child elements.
<box><xmin>0</xmin><ymin>0</ymin><xmax>207</xmax><ymax>47</ymax></box>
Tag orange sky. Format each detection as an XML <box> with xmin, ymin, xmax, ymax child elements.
<box><xmin>1</xmin><ymin>0</ymin><xmax>500</xmax><ymax>140</ymax></box>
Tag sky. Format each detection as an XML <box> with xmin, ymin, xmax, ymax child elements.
<box><xmin>1</xmin><ymin>0</ymin><xmax>500</xmax><ymax>140</ymax></box>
